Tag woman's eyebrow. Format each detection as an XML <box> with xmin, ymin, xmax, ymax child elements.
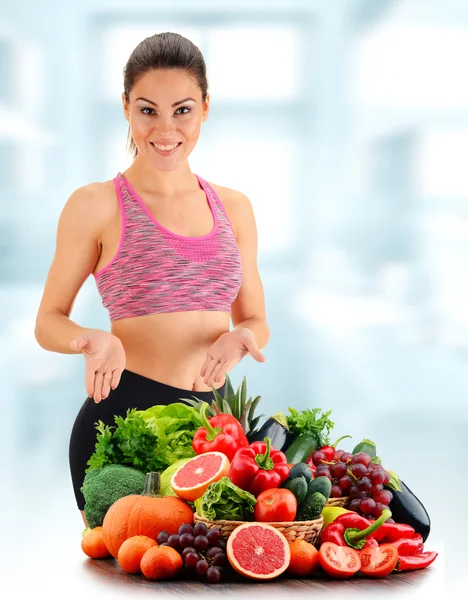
<box><xmin>135</xmin><ymin>96</ymin><xmax>197</xmax><ymax>107</ymax></box>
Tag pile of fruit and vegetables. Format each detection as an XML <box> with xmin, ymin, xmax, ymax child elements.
<box><xmin>80</xmin><ymin>375</ymin><xmax>438</xmax><ymax>583</ymax></box>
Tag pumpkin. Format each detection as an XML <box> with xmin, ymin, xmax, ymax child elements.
<box><xmin>102</xmin><ymin>471</ymin><xmax>194</xmax><ymax>558</ymax></box>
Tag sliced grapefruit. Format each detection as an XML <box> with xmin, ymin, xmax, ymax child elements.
<box><xmin>170</xmin><ymin>451</ymin><xmax>230</xmax><ymax>501</ymax></box>
<box><xmin>226</xmin><ymin>523</ymin><xmax>291</xmax><ymax>580</ymax></box>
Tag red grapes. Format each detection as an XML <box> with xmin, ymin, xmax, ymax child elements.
<box><xmin>310</xmin><ymin>449</ymin><xmax>393</xmax><ymax>519</ymax></box>
<box><xmin>158</xmin><ymin>522</ymin><xmax>229</xmax><ymax>582</ymax></box>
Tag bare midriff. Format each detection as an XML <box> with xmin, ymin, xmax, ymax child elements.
<box><xmin>111</xmin><ymin>310</ymin><xmax>231</xmax><ymax>392</ymax></box>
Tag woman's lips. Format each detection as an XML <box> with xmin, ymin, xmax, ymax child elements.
<box><xmin>150</xmin><ymin>142</ymin><xmax>182</xmax><ymax>156</ymax></box>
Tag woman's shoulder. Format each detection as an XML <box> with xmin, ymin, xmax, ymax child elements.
<box><xmin>62</xmin><ymin>179</ymin><xmax>119</xmax><ymax>233</ymax></box>
<box><xmin>69</xmin><ymin>179</ymin><xmax>116</xmax><ymax>202</ymax></box>
<box><xmin>207</xmin><ymin>180</ymin><xmax>254</xmax><ymax>236</ymax></box>
<box><xmin>207</xmin><ymin>180</ymin><xmax>250</xmax><ymax>205</ymax></box>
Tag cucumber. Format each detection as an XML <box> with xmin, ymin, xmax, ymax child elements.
<box><xmin>283</xmin><ymin>477</ymin><xmax>308</xmax><ymax>504</ymax></box>
<box><xmin>284</xmin><ymin>434</ymin><xmax>318</xmax><ymax>464</ymax></box>
<box><xmin>296</xmin><ymin>491</ymin><xmax>327</xmax><ymax>521</ymax></box>
<box><xmin>307</xmin><ymin>476</ymin><xmax>332</xmax><ymax>501</ymax></box>
<box><xmin>283</xmin><ymin>462</ymin><xmax>313</xmax><ymax>486</ymax></box>
<box><xmin>287</xmin><ymin>462</ymin><xmax>313</xmax><ymax>483</ymax></box>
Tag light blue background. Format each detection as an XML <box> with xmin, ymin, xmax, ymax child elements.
<box><xmin>1</xmin><ymin>0</ymin><xmax>456</xmax><ymax>596</ymax></box>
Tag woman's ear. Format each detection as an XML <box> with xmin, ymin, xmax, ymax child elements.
<box><xmin>122</xmin><ymin>92</ymin><xmax>130</xmax><ymax>122</ymax></box>
<box><xmin>202</xmin><ymin>93</ymin><xmax>210</xmax><ymax>123</ymax></box>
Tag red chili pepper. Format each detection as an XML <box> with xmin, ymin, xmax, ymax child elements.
<box><xmin>371</xmin><ymin>521</ymin><xmax>416</xmax><ymax>543</ymax></box>
<box><xmin>192</xmin><ymin>402</ymin><xmax>249</xmax><ymax>461</ymax></box>
<box><xmin>227</xmin><ymin>437</ymin><xmax>290</xmax><ymax>496</ymax></box>
<box><xmin>318</xmin><ymin>435</ymin><xmax>353</xmax><ymax>461</ymax></box>
<box><xmin>319</xmin><ymin>509</ymin><xmax>392</xmax><ymax>550</ymax></box>
<box><xmin>391</xmin><ymin>535</ymin><xmax>424</xmax><ymax>556</ymax></box>
<box><xmin>396</xmin><ymin>551</ymin><xmax>438</xmax><ymax>571</ymax></box>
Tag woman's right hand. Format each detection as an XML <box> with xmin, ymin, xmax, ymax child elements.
<box><xmin>69</xmin><ymin>329</ymin><xmax>126</xmax><ymax>403</ymax></box>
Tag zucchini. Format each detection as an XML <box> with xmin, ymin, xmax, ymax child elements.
<box><xmin>296</xmin><ymin>491</ymin><xmax>327</xmax><ymax>521</ymax></box>
<box><xmin>307</xmin><ymin>476</ymin><xmax>332</xmax><ymax>501</ymax></box>
<box><xmin>283</xmin><ymin>477</ymin><xmax>308</xmax><ymax>505</ymax></box>
<box><xmin>284</xmin><ymin>434</ymin><xmax>318</xmax><ymax>464</ymax></box>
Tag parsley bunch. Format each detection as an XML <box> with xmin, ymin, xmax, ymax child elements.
<box><xmin>286</xmin><ymin>407</ymin><xmax>335</xmax><ymax>447</ymax></box>
<box><xmin>86</xmin><ymin>409</ymin><xmax>168</xmax><ymax>473</ymax></box>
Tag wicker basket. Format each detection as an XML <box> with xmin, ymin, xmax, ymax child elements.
<box><xmin>193</xmin><ymin>513</ymin><xmax>324</xmax><ymax>546</ymax></box>
<box><xmin>325</xmin><ymin>496</ymin><xmax>349</xmax><ymax>508</ymax></box>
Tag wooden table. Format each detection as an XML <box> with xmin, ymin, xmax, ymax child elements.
<box><xmin>81</xmin><ymin>556</ymin><xmax>441</xmax><ymax>597</ymax></box>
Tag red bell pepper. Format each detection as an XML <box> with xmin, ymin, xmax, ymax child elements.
<box><xmin>319</xmin><ymin>509</ymin><xmax>392</xmax><ymax>550</ymax></box>
<box><xmin>396</xmin><ymin>551</ymin><xmax>438</xmax><ymax>571</ymax></box>
<box><xmin>391</xmin><ymin>534</ymin><xmax>424</xmax><ymax>556</ymax></box>
<box><xmin>371</xmin><ymin>520</ymin><xmax>416</xmax><ymax>543</ymax></box>
<box><xmin>227</xmin><ymin>437</ymin><xmax>290</xmax><ymax>496</ymax></box>
<box><xmin>192</xmin><ymin>402</ymin><xmax>249</xmax><ymax>461</ymax></box>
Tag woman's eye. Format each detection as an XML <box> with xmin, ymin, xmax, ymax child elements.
<box><xmin>141</xmin><ymin>107</ymin><xmax>155</xmax><ymax>115</ymax></box>
<box><xmin>175</xmin><ymin>106</ymin><xmax>191</xmax><ymax>115</ymax></box>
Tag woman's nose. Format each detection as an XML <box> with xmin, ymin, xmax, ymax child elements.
<box><xmin>155</xmin><ymin>117</ymin><xmax>176</xmax><ymax>134</ymax></box>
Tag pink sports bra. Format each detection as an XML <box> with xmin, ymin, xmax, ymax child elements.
<box><xmin>94</xmin><ymin>173</ymin><xmax>243</xmax><ymax>322</ymax></box>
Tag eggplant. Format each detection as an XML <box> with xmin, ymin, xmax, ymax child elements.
<box><xmin>247</xmin><ymin>412</ymin><xmax>295</xmax><ymax>450</ymax></box>
<box><xmin>385</xmin><ymin>480</ymin><xmax>431</xmax><ymax>542</ymax></box>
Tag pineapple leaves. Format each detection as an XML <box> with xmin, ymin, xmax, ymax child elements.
<box><xmin>179</xmin><ymin>373</ymin><xmax>263</xmax><ymax>437</ymax></box>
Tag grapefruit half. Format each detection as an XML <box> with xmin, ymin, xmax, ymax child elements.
<box><xmin>226</xmin><ymin>523</ymin><xmax>291</xmax><ymax>580</ymax></box>
<box><xmin>170</xmin><ymin>451</ymin><xmax>230</xmax><ymax>501</ymax></box>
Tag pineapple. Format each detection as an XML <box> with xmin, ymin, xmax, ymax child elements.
<box><xmin>179</xmin><ymin>374</ymin><xmax>264</xmax><ymax>438</ymax></box>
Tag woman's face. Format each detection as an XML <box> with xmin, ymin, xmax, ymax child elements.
<box><xmin>122</xmin><ymin>68</ymin><xmax>209</xmax><ymax>170</ymax></box>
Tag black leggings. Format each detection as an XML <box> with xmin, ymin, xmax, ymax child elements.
<box><xmin>69</xmin><ymin>369</ymin><xmax>225</xmax><ymax>510</ymax></box>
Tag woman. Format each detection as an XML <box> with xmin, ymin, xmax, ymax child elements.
<box><xmin>34</xmin><ymin>32</ymin><xmax>269</xmax><ymax>525</ymax></box>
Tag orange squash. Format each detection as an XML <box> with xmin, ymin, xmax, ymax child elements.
<box><xmin>102</xmin><ymin>471</ymin><xmax>194</xmax><ymax>558</ymax></box>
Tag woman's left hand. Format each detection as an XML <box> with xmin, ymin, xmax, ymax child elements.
<box><xmin>200</xmin><ymin>328</ymin><xmax>266</xmax><ymax>388</ymax></box>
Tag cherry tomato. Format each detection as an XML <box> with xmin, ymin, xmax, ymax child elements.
<box><xmin>318</xmin><ymin>542</ymin><xmax>361</xmax><ymax>579</ymax></box>
<box><xmin>254</xmin><ymin>488</ymin><xmax>297</xmax><ymax>522</ymax></box>
<box><xmin>359</xmin><ymin>543</ymin><xmax>399</xmax><ymax>578</ymax></box>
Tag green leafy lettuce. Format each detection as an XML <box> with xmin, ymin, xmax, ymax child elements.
<box><xmin>194</xmin><ymin>477</ymin><xmax>257</xmax><ymax>521</ymax></box>
<box><xmin>86</xmin><ymin>403</ymin><xmax>203</xmax><ymax>474</ymax></box>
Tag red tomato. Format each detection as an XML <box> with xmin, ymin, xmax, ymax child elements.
<box><xmin>360</xmin><ymin>543</ymin><xmax>399</xmax><ymax>577</ymax></box>
<box><xmin>319</xmin><ymin>542</ymin><xmax>361</xmax><ymax>579</ymax></box>
<box><xmin>254</xmin><ymin>488</ymin><xmax>297</xmax><ymax>522</ymax></box>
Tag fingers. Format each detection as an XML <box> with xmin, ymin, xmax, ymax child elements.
<box><xmin>211</xmin><ymin>360</ymin><xmax>227</xmax><ymax>386</ymax></box>
<box><xmin>100</xmin><ymin>369</ymin><xmax>114</xmax><ymax>400</ymax></box>
<box><xmin>200</xmin><ymin>354</ymin><xmax>211</xmax><ymax>378</ymax></box>
<box><xmin>93</xmin><ymin>368</ymin><xmax>104</xmax><ymax>403</ymax></box>
<box><xmin>110</xmin><ymin>369</ymin><xmax>122</xmax><ymax>391</ymax></box>
<box><xmin>86</xmin><ymin>363</ymin><xmax>122</xmax><ymax>403</ymax></box>
<box><xmin>203</xmin><ymin>357</ymin><xmax>220</xmax><ymax>386</ymax></box>
<box><xmin>85</xmin><ymin>365</ymin><xmax>96</xmax><ymax>399</ymax></box>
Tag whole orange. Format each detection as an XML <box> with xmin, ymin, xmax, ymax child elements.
<box><xmin>117</xmin><ymin>535</ymin><xmax>158</xmax><ymax>574</ymax></box>
<box><xmin>81</xmin><ymin>526</ymin><xmax>111</xmax><ymax>559</ymax></box>
<box><xmin>140</xmin><ymin>545</ymin><xmax>183</xmax><ymax>580</ymax></box>
<box><xmin>287</xmin><ymin>539</ymin><xmax>320</xmax><ymax>577</ymax></box>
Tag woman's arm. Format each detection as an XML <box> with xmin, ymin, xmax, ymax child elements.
<box><xmin>230</xmin><ymin>190</ymin><xmax>270</xmax><ymax>351</ymax></box>
<box><xmin>35</xmin><ymin>185</ymin><xmax>104</xmax><ymax>354</ymax></box>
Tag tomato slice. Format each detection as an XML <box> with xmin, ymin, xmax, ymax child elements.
<box><xmin>360</xmin><ymin>543</ymin><xmax>399</xmax><ymax>578</ymax></box>
<box><xmin>319</xmin><ymin>542</ymin><xmax>361</xmax><ymax>578</ymax></box>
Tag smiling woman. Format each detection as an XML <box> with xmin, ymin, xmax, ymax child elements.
<box><xmin>33</xmin><ymin>31</ymin><xmax>270</xmax><ymax>526</ymax></box>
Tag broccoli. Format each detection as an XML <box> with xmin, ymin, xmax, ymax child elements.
<box><xmin>81</xmin><ymin>464</ymin><xmax>147</xmax><ymax>528</ymax></box>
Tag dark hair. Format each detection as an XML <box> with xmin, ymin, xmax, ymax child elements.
<box><xmin>123</xmin><ymin>32</ymin><xmax>209</xmax><ymax>158</ymax></box>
